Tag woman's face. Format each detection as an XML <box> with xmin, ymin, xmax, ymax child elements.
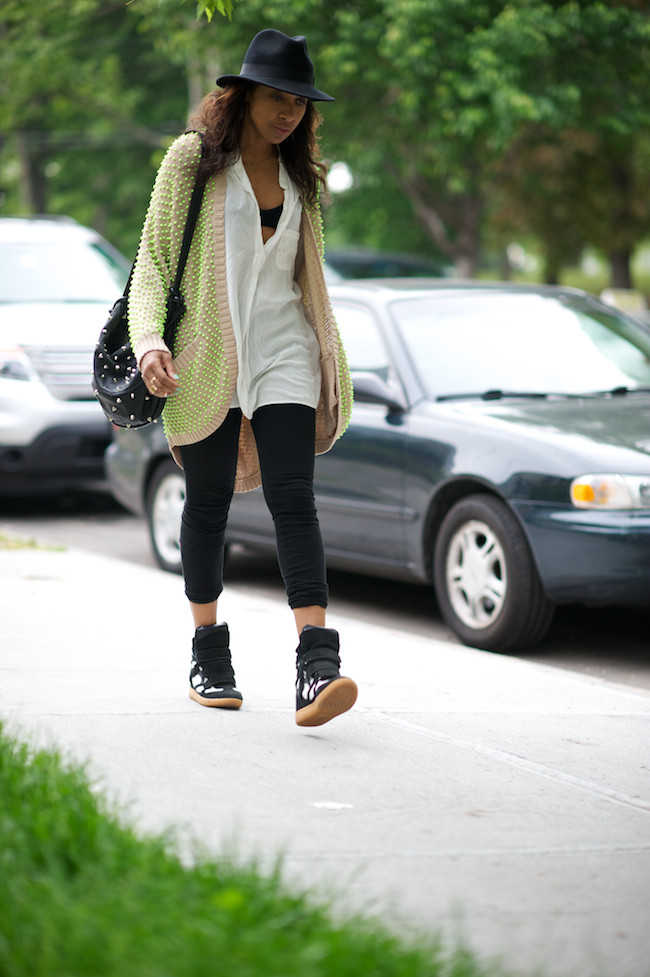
<box><xmin>245</xmin><ymin>85</ymin><xmax>308</xmax><ymax>145</ymax></box>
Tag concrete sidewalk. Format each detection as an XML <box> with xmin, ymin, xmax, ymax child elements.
<box><xmin>1</xmin><ymin>541</ymin><xmax>649</xmax><ymax>977</ymax></box>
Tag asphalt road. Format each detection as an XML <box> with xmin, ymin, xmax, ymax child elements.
<box><xmin>1</xmin><ymin>487</ymin><xmax>649</xmax><ymax>691</ymax></box>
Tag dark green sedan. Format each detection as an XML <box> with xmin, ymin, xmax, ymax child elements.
<box><xmin>106</xmin><ymin>281</ymin><xmax>650</xmax><ymax>653</ymax></box>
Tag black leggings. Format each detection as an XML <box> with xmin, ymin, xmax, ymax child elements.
<box><xmin>179</xmin><ymin>404</ymin><xmax>328</xmax><ymax>609</ymax></box>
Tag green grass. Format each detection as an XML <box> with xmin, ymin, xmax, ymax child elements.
<box><xmin>0</xmin><ymin>725</ymin><xmax>511</xmax><ymax>977</ymax></box>
<box><xmin>0</xmin><ymin>534</ymin><xmax>65</xmax><ymax>551</ymax></box>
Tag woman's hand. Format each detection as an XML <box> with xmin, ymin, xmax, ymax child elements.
<box><xmin>141</xmin><ymin>350</ymin><xmax>180</xmax><ymax>398</ymax></box>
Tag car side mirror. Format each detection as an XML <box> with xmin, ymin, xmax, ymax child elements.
<box><xmin>351</xmin><ymin>371</ymin><xmax>406</xmax><ymax>413</ymax></box>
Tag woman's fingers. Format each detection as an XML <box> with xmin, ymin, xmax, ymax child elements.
<box><xmin>142</xmin><ymin>352</ymin><xmax>179</xmax><ymax>396</ymax></box>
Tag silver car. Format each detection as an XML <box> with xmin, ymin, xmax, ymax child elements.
<box><xmin>0</xmin><ymin>216</ymin><xmax>129</xmax><ymax>494</ymax></box>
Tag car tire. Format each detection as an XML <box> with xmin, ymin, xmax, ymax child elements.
<box><xmin>433</xmin><ymin>494</ymin><xmax>554</xmax><ymax>653</ymax></box>
<box><xmin>146</xmin><ymin>459</ymin><xmax>185</xmax><ymax>575</ymax></box>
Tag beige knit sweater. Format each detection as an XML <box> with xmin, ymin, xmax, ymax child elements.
<box><xmin>128</xmin><ymin>132</ymin><xmax>353</xmax><ymax>493</ymax></box>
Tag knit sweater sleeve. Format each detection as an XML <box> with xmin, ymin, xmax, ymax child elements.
<box><xmin>128</xmin><ymin>132</ymin><xmax>202</xmax><ymax>367</ymax></box>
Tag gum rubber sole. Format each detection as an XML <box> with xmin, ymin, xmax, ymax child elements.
<box><xmin>295</xmin><ymin>677</ymin><xmax>358</xmax><ymax>727</ymax></box>
<box><xmin>189</xmin><ymin>687</ymin><xmax>243</xmax><ymax>709</ymax></box>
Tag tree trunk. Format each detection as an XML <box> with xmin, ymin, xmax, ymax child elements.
<box><xmin>455</xmin><ymin>252</ymin><xmax>479</xmax><ymax>279</ymax></box>
<box><xmin>453</xmin><ymin>200</ymin><xmax>482</xmax><ymax>278</ymax></box>
<box><xmin>544</xmin><ymin>260</ymin><xmax>560</xmax><ymax>286</ymax></box>
<box><xmin>399</xmin><ymin>174</ymin><xmax>483</xmax><ymax>278</ymax></box>
<box><xmin>16</xmin><ymin>131</ymin><xmax>48</xmax><ymax>213</ymax></box>
<box><xmin>186</xmin><ymin>21</ymin><xmax>222</xmax><ymax>121</ymax></box>
<box><xmin>609</xmin><ymin>248</ymin><xmax>632</xmax><ymax>289</ymax></box>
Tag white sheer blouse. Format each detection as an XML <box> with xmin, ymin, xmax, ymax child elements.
<box><xmin>224</xmin><ymin>155</ymin><xmax>321</xmax><ymax>419</ymax></box>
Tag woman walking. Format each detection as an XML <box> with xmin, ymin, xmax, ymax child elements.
<box><xmin>128</xmin><ymin>29</ymin><xmax>356</xmax><ymax>727</ymax></box>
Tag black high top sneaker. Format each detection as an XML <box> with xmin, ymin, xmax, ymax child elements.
<box><xmin>295</xmin><ymin>626</ymin><xmax>357</xmax><ymax>727</ymax></box>
<box><xmin>189</xmin><ymin>623</ymin><xmax>243</xmax><ymax>709</ymax></box>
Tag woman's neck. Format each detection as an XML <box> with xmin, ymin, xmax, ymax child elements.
<box><xmin>240</xmin><ymin>126</ymin><xmax>278</xmax><ymax>173</ymax></box>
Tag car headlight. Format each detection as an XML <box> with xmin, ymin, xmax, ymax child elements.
<box><xmin>571</xmin><ymin>474</ymin><xmax>650</xmax><ymax>509</ymax></box>
<box><xmin>0</xmin><ymin>347</ymin><xmax>34</xmax><ymax>381</ymax></box>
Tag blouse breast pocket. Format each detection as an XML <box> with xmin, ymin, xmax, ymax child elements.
<box><xmin>275</xmin><ymin>229</ymin><xmax>300</xmax><ymax>272</ymax></box>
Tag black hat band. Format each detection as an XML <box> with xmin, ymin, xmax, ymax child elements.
<box><xmin>241</xmin><ymin>62</ymin><xmax>314</xmax><ymax>86</ymax></box>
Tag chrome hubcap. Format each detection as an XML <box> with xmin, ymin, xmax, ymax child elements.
<box><xmin>445</xmin><ymin>519</ymin><xmax>507</xmax><ymax>630</ymax></box>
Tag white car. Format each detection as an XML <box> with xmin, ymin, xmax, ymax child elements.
<box><xmin>0</xmin><ymin>216</ymin><xmax>129</xmax><ymax>494</ymax></box>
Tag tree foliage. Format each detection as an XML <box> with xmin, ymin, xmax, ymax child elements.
<box><xmin>0</xmin><ymin>0</ymin><xmax>189</xmax><ymax>255</ymax></box>
<box><xmin>315</xmin><ymin>0</ymin><xmax>650</xmax><ymax>278</ymax></box>
<box><xmin>196</xmin><ymin>0</ymin><xmax>234</xmax><ymax>20</ymax></box>
<box><xmin>2</xmin><ymin>0</ymin><xmax>649</xmax><ymax>284</ymax></box>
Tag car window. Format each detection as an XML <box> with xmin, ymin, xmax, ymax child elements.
<box><xmin>390</xmin><ymin>292</ymin><xmax>650</xmax><ymax>398</ymax></box>
<box><xmin>334</xmin><ymin>302</ymin><xmax>395</xmax><ymax>385</ymax></box>
<box><xmin>0</xmin><ymin>241</ymin><xmax>127</xmax><ymax>303</ymax></box>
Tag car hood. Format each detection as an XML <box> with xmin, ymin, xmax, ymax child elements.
<box><xmin>0</xmin><ymin>300</ymin><xmax>109</xmax><ymax>347</ymax></box>
<box><xmin>429</xmin><ymin>395</ymin><xmax>650</xmax><ymax>471</ymax></box>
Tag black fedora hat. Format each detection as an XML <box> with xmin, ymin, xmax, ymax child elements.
<box><xmin>216</xmin><ymin>29</ymin><xmax>334</xmax><ymax>102</ymax></box>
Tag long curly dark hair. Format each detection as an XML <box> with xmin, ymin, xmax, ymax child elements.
<box><xmin>188</xmin><ymin>81</ymin><xmax>328</xmax><ymax>205</ymax></box>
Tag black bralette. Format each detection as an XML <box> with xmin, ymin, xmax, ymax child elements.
<box><xmin>260</xmin><ymin>203</ymin><xmax>283</xmax><ymax>230</ymax></box>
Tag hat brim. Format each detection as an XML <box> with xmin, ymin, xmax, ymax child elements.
<box><xmin>216</xmin><ymin>72</ymin><xmax>334</xmax><ymax>102</ymax></box>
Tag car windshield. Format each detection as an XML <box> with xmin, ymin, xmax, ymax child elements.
<box><xmin>0</xmin><ymin>241</ymin><xmax>128</xmax><ymax>302</ymax></box>
<box><xmin>390</xmin><ymin>291</ymin><xmax>650</xmax><ymax>399</ymax></box>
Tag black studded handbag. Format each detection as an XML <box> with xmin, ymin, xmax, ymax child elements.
<box><xmin>92</xmin><ymin>167</ymin><xmax>205</xmax><ymax>429</ymax></box>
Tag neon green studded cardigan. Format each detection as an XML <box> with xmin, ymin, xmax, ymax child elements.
<box><xmin>128</xmin><ymin>131</ymin><xmax>353</xmax><ymax>493</ymax></box>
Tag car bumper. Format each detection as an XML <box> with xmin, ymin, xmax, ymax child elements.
<box><xmin>0</xmin><ymin>421</ymin><xmax>111</xmax><ymax>493</ymax></box>
<box><xmin>514</xmin><ymin>501</ymin><xmax>650</xmax><ymax>605</ymax></box>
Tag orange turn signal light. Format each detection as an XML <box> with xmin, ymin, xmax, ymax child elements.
<box><xmin>571</xmin><ymin>482</ymin><xmax>596</xmax><ymax>504</ymax></box>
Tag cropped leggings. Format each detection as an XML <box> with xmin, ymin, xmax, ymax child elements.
<box><xmin>178</xmin><ymin>404</ymin><xmax>328</xmax><ymax>609</ymax></box>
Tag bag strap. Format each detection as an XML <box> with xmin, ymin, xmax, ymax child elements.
<box><xmin>171</xmin><ymin>140</ymin><xmax>206</xmax><ymax>293</ymax></box>
<box><xmin>123</xmin><ymin>132</ymin><xmax>206</xmax><ymax>300</ymax></box>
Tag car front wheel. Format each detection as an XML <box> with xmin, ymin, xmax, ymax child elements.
<box><xmin>433</xmin><ymin>494</ymin><xmax>554</xmax><ymax>653</ymax></box>
<box><xmin>146</xmin><ymin>459</ymin><xmax>185</xmax><ymax>575</ymax></box>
